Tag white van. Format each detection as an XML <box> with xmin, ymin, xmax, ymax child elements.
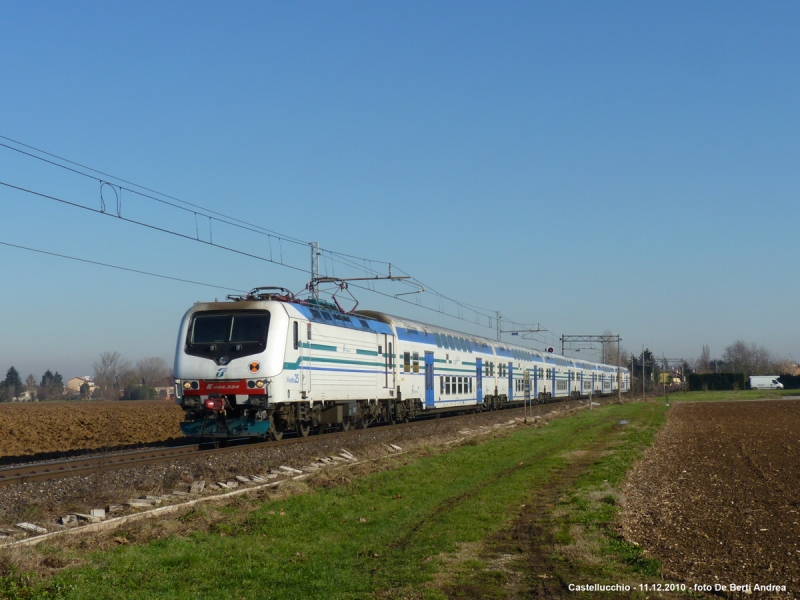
<box><xmin>749</xmin><ymin>375</ymin><xmax>784</xmax><ymax>390</ymax></box>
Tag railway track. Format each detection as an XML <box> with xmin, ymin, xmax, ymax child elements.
<box><xmin>0</xmin><ymin>420</ymin><xmax>414</xmax><ymax>488</ymax></box>
<box><xmin>0</xmin><ymin>397</ymin><xmax>598</xmax><ymax>488</ymax></box>
<box><xmin>0</xmin><ymin>444</ymin><xmax>203</xmax><ymax>487</ymax></box>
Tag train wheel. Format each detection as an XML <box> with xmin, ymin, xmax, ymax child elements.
<box><xmin>269</xmin><ymin>422</ymin><xmax>284</xmax><ymax>442</ymax></box>
<box><xmin>297</xmin><ymin>421</ymin><xmax>311</xmax><ymax>437</ymax></box>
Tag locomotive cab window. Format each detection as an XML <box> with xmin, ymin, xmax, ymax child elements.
<box><xmin>186</xmin><ymin>311</ymin><xmax>270</xmax><ymax>361</ymax></box>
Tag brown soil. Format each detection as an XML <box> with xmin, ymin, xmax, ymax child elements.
<box><xmin>0</xmin><ymin>400</ymin><xmax>184</xmax><ymax>457</ymax></box>
<box><xmin>623</xmin><ymin>400</ymin><xmax>800</xmax><ymax>597</ymax></box>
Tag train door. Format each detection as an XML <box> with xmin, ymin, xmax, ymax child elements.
<box><xmin>567</xmin><ymin>370</ymin><xmax>571</xmax><ymax>396</ymax></box>
<box><xmin>381</xmin><ymin>334</ymin><xmax>395</xmax><ymax>389</ymax></box>
<box><xmin>296</xmin><ymin>321</ymin><xmax>311</xmax><ymax>397</ymax></box>
<box><xmin>304</xmin><ymin>322</ymin><xmax>311</xmax><ymax>396</ymax></box>
<box><xmin>389</xmin><ymin>338</ymin><xmax>395</xmax><ymax>389</ymax></box>
<box><xmin>476</xmin><ymin>358</ymin><xmax>483</xmax><ymax>403</ymax></box>
<box><xmin>424</xmin><ymin>352</ymin><xmax>435</xmax><ymax>408</ymax></box>
<box><xmin>507</xmin><ymin>362</ymin><xmax>513</xmax><ymax>402</ymax></box>
<box><xmin>552</xmin><ymin>367</ymin><xmax>557</xmax><ymax>396</ymax></box>
<box><xmin>523</xmin><ymin>369</ymin><xmax>531</xmax><ymax>405</ymax></box>
<box><xmin>533</xmin><ymin>365</ymin><xmax>538</xmax><ymax>400</ymax></box>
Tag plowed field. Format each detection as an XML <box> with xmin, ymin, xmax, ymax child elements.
<box><xmin>624</xmin><ymin>400</ymin><xmax>800</xmax><ymax>595</ymax></box>
<box><xmin>0</xmin><ymin>400</ymin><xmax>184</xmax><ymax>457</ymax></box>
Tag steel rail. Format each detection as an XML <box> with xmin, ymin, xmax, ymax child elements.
<box><xmin>0</xmin><ymin>397</ymin><xmax>593</xmax><ymax>488</ymax></box>
<box><xmin>0</xmin><ymin>418</ymin><xmax>423</xmax><ymax>488</ymax></box>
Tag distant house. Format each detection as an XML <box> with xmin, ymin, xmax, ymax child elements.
<box><xmin>153</xmin><ymin>375</ymin><xmax>175</xmax><ymax>400</ymax></box>
<box><xmin>658</xmin><ymin>370</ymin><xmax>683</xmax><ymax>385</ymax></box>
<box><xmin>66</xmin><ymin>376</ymin><xmax>96</xmax><ymax>395</ymax></box>
<box><xmin>12</xmin><ymin>390</ymin><xmax>37</xmax><ymax>402</ymax></box>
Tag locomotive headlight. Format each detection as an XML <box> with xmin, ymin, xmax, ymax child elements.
<box><xmin>247</xmin><ymin>380</ymin><xmax>255</xmax><ymax>389</ymax></box>
<box><xmin>255</xmin><ymin>380</ymin><xmax>264</xmax><ymax>388</ymax></box>
<box><xmin>183</xmin><ymin>381</ymin><xmax>191</xmax><ymax>390</ymax></box>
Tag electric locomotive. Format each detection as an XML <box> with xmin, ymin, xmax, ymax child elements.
<box><xmin>173</xmin><ymin>287</ymin><xmax>629</xmax><ymax>439</ymax></box>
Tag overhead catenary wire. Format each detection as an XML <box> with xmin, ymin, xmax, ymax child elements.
<box><xmin>0</xmin><ymin>135</ymin><xmax>308</xmax><ymax>245</ymax></box>
<box><xmin>322</xmin><ymin>247</ymin><xmax>533</xmax><ymax>330</ymax></box>
<box><xmin>0</xmin><ymin>135</ymin><xmax>549</xmax><ymax>343</ymax></box>
<box><xmin>0</xmin><ymin>140</ymin><xmax>308</xmax><ymax>252</ymax></box>
<box><xmin>0</xmin><ymin>180</ymin><xmax>309</xmax><ymax>275</ymax></box>
<box><xmin>0</xmin><ymin>240</ymin><xmax>248</xmax><ymax>292</ymax></box>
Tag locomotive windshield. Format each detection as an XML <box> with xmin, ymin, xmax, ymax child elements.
<box><xmin>191</xmin><ymin>313</ymin><xmax>270</xmax><ymax>344</ymax></box>
<box><xmin>185</xmin><ymin>310</ymin><xmax>270</xmax><ymax>362</ymax></box>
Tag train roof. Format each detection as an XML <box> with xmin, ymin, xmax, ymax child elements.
<box><xmin>358</xmin><ymin>311</ymin><xmax>626</xmax><ymax>372</ymax></box>
<box><xmin>192</xmin><ymin>293</ymin><xmax>627</xmax><ymax>373</ymax></box>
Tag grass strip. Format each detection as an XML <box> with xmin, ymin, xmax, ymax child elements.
<box><xmin>6</xmin><ymin>402</ymin><xmax>663</xmax><ymax>599</ymax></box>
<box><xmin>437</xmin><ymin>401</ymin><xmax>668</xmax><ymax>598</ymax></box>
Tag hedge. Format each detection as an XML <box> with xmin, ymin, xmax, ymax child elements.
<box><xmin>687</xmin><ymin>373</ymin><xmax>746</xmax><ymax>391</ymax></box>
<box><xmin>778</xmin><ymin>375</ymin><xmax>800</xmax><ymax>390</ymax></box>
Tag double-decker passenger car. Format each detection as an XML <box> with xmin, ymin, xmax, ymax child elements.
<box><xmin>174</xmin><ymin>288</ymin><xmax>629</xmax><ymax>439</ymax></box>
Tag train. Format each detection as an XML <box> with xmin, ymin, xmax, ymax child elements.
<box><xmin>173</xmin><ymin>287</ymin><xmax>630</xmax><ymax>439</ymax></box>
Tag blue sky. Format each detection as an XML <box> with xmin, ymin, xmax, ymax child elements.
<box><xmin>1</xmin><ymin>1</ymin><xmax>799</xmax><ymax>381</ymax></box>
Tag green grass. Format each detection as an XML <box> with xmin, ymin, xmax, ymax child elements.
<box><xmin>442</xmin><ymin>400</ymin><xmax>669</xmax><ymax>598</ymax></box>
<box><xmin>5</xmin><ymin>402</ymin><xmax>669</xmax><ymax>600</ymax></box>
<box><xmin>548</xmin><ymin>405</ymin><xmax>665</xmax><ymax>582</ymax></box>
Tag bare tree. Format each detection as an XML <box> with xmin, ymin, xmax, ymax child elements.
<box><xmin>773</xmin><ymin>358</ymin><xmax>797</xmax><ymax>376</ymax></box>
<box><xmin>136</xmin><ymin>357</ymin><xmax>171</xmax><ymax>387</ymax></box>
<box><xmin>599</xmin><ymin>330</ymin><xmax>626</xmax><ymax>366</ymax></box>
<box><xmin>93</xmin><ymin>351</ymin><xmax>132</xmax><ymax>399</ymax></box>
<box><xmin>722</xmin><ymin>341</ymin><xmax>773</xmax><ymax>377</ymax></box>
<box><xmin>697</xmin><ymin>344</ymin><xmax>711</xmax><ymax>373</ymax></box>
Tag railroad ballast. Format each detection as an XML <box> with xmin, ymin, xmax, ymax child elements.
<box><xmin>173</xmin><ymin>287</ymin><xmax>630</xmax><ymax>440</ymax></box>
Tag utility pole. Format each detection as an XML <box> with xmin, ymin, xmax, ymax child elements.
<box><xmin>660</xmin><ymin>357</ymin><xmax>685</xmax><ymax>406</ymax></box>
<box><xmin>496</xmin><ymin>311</ymin><xmax>501</xmax><ymax>342</ymax></box>
<box><xmin>560</xmin><ymin>334</ymin><xmax>623</xmax><ymax>400</ymax></box>
<box><xmin>642</xmin><ymin>345</ymin><xmax>645</xmax><ymax>400</ymax></box>
<box><xmin>617</xmin><ymin>334</ymin><xmax>621</xmax><ymax>403</ymax></box>
<box><xmin>309</xmin><ymin>242</ymin><xmax>320</xmax><ymax>300</ymax></box>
